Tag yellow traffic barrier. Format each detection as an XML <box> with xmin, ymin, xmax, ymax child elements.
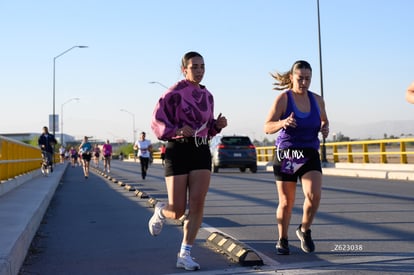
<box><xmin>0</xmin><ymin>136</ymin><xmax>38</xmax><ymax>181</ymax></box>
<box><xmin>0</xmin><ymin>135</ymin><xmax>58</xmax><ymax>182</ymax></box>
<box><xmin>255</xmin><ymin>138</ymin><xmax>414</xmax><ymax>164</ymax></box>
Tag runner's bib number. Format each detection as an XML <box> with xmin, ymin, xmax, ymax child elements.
<box><xmin>280</xmin><ymin>157</ymin><xmax>308</xmax><ymax>175</ymax></box>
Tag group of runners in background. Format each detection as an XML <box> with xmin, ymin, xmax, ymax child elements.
<box><xmin>43</xmin><ymin>134</ymin><xmax>113</xmax><ymax>179</ymax></box>
<box><xmin>38</xmin><ymin>128</ymin><xmax>158</xmax><ymax>182</ymax></box>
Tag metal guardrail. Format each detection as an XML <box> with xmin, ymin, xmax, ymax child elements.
<box><xmin>255</xmin><ymin>138</ymin><xmax>414</xmax><ymax>164</ymax></box>
<box><xmin>2</xmin><ymin>136</ymin><xmax>413</xmax><ymax>182</ymax></box>
<box><xmin>0</xmin><ymin>136</ymin><xmax>58</xmax><ymax>182</ymax></box>
<box><xmin>326</xmin><ymin>138</ymin><xmax>414</xmax><ymax>164</ymax></box>
<box><xmin>0</xmin><ymin>136</ymin><xmax>41</xmax><ymax>181</ymax></box>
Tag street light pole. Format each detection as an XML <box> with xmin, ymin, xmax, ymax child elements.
<box><xmin>52</xmin><ymin>45</ymin><xmax>88</xmax><ymax>137</ymax></box>
<box><xmin>120</xmin><ymin>109</ymin><xmax>136</xmax><ymax>143</ymax></box>
<box><xmin>61</xmin><ymin>97</ymin><xmax>80</xmax><ymax>145</ymax></box>
<box><xmin>148</xmin><ymin>81</ymin><xmax>168</xmax><ymax>89</ymax></box>
<box><xmin>317</xmin><ymin>0</ymin><xmax>328</xmax><ymax>163</ymax></box>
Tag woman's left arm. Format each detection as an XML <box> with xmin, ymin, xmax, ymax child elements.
<box><xmin>316</xmin><ymin>94</ymin><xmax>329</xmax><ymax>138</ymax></box>
<box><xmin>209</xmin><ymin>112</ymin><xmax>227</xmax><ymax>137</ymax></box>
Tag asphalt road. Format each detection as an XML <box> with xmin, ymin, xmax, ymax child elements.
<box><xmin>19</xmin><ymin>160</ymin><xmax>414</xmax><ymax>275</ymax></box>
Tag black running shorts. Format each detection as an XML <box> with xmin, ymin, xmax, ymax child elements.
<box><xmin>164</xmin><ymin>139</ymin><xmax>211</xmax><ymax>177</ymax></box>
<box><xmin>273</xmin><ymin>148</ymin><xmax>322</xmax><ymax>182</ymax></box>
<box><xmin>82</xmin><ymin>152</ymin><xmax>92</xmax><ymax>162</ymax></box>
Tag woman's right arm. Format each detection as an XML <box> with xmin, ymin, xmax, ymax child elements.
<box><xmin>264</xmin><ymin>93</ymin><xmax>288</xmax><ymax>134</ymax></box>
<box><xmin>152</xmin><ymin>92</ymin><xmax>179</xmax><ymax>140</ymax></box>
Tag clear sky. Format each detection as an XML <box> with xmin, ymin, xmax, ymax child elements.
<box><xmin>1</xmin><ymin>0</ymin><xmax>413</xmax><ymax>143</ymax></box>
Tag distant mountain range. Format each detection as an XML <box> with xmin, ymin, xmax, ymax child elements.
<box><xmin>330</xmin><ymin>120</ymin><xmax>414</xmax><ymax>140</ymax></box>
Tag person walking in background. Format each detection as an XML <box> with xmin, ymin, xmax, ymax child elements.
<box><xmin>69</xmin><ymin>146</ymin><xmax>78</xmax><ymax>167</ymax></box>
<box><xmin>64</xmin><ymin>150</ymin><xmax>70</xmax><ymax>161</ymax></box>
<box><xmin>133</xmin><ymin>132</ymin><xmax>152</xmax><ymax>180</ymax></box>
<box><xmin>93</xmin><ymin>144</ymin><xmax>101</xmax><ymax>168</ymax></box>
<box><xmin>79</xmin><ymin>136</ymin><xmax>92</xmax><ymax>179</ymax></box>
<box><xmin>102</xmin><ymin>139</ymin><xmax>112</xmax><ymax>173</ymax></box>
<box><xmin>264</xmin><ymin>60</ymin><xmax>329</xmax><ymax>255</ymax></box>
<box><xmin>59</xmin><ymin>145</ymin><xmax>66</xmax><ymax>163</ymax></box>
<box><xmin>150</xmin><ymin>51</ymin><xmax>227</xmax><ymax>271</ymax></box>
<box><xmin>160</xmin><ymin>144</ymin><xmax>166</xmax><ymax>166</ymax></box>
<box><xmin>406</xmin><ymin>81</ymin><xmax>414</xmax><ymax>104</ymax></box>
<box><xmin>38</xmin><ymin>126</ymin><xmax>57</xmax><ymax>172</ymax></box>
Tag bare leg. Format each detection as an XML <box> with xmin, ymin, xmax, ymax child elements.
<box><xmin>182</xmin><ymin>170</ymin><xmax>210</xmax><ymax>245</ymax></box>
<box><xmin>276</xmin><ymin>181</ymin><xmax>297</xmax><ymax>239</ymax></box>
<box><xmin>161</xmin><ymin>170</ymin><xmax>210</xmax><ymax>246</ymax></box>
<box><xmin>163</xmin><ymin>175</ymin><xmax>188</xmax><ymax>220</ymax></box>
<box><xmin>300</xmin><ymin>171</ymin><xmax>322</xmax><ymax>231</ymax></box>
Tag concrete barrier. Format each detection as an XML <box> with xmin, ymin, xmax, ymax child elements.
<box><xmin>0</xmin><ymin>163</ymin><xmax>68</xmax><ymax>275</ymax></box>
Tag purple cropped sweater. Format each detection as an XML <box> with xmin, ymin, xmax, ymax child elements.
<box><xmin>151</xmin><ymin>80</ymin><xmax>219</xmax><ymax>141</ymax></box>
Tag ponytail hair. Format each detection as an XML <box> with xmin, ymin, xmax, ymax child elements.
<box><xmin>271</xmin><ymin>60</ymin><xmax>312</xmax><ymax>91</ymax></box>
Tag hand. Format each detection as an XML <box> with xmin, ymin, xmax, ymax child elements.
<box><xmin>283</xmin><ymin>112</ymin><xmax>296</xmax><ymax>129</ymax></box>
<box><xmin>215</xmin><ymin>113</ymin><xmax>227</xmax><ymax>129</ymax></box>
<box><xmin>320</xmin><ymin>123</ymin><xmax>329</xmax><ymax>138</ymax></box>
<box><xmin>176</xmin><ymin>125</ymin><xmax>194</xmax><ymax>137</ymax></box>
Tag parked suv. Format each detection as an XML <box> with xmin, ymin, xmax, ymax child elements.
<box><xmin>210</xmin><ymin>135</ymin><xmax>257</xmax><ymax>173</ymax></box>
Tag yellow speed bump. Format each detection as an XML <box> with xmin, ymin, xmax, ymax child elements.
<box><xmin>147</xmin><ymin>197</ymin><xmax>158</xmax><ymax>207</ymax></box>
<box><xmin>206</xmin><ymin>232</ymin><xmax>263</xmax><ymax>266</ymax></box>
<box><xmin>135</xmin><ymin>190</ymin><xmax>149</xmax><ymax>198</ymax></box>
<box><xmin>125</xmin><ymin>184</ymin><xmax>136</xmax><ymax>191</ymax></box>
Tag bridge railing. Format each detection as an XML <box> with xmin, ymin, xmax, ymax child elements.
<box><xmin>0</xmin><ymin>136</ymin><xmax>43</xmax><ymax>181</ymax></box>
<box><xmin>2</xmin><ymin>136</ymin><xmax>413</xmax><ymax>181</ymax></box>
<box><xmin>256</xmin><ymin>138</ymin><xmax>414</xmax><ymax>164</ymax></box>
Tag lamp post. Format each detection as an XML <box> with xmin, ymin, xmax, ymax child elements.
<box><xmin>120</xmin><ymin>109</ymin><xmax>136</xmax><ymax>143</ymax></box>
<box><xmin>52</xmin><ymin>45</ymin><xmax>88</xmax><ymax>137</ymax></box>
<box><xmin>148</xmin><ymin>81</ymin><xmax>168</xmax><ymax>89</ymax></box>
<box><xmin>61</xmin><ymin>97</ymin><xmax>80</xmax><ymax>145</ymax></box>
<box><xmin>316</xmin><ymin>0</ymin><xmax>327</xmax><ymax>163</ymax></box>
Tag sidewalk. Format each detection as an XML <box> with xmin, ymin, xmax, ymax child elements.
<box><xmin>322</xmin><ymin>162</ymin><xmax>414</xmax><ymax>180</ymax></box>
<box><xmin>0</xmin><ymin>163</ymin><xmax>68</xmax><ymax>275</ymax></box>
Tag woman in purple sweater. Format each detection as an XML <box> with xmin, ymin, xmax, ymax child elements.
<box><xmin>264</xmin><ymin>60</ymin><xmax>329</xmax><ymax>255</ymax></box>
<box><xmin>150</xmin><ymin>51</ymin><xmax>227</xmax><ymax>271</ymax></box>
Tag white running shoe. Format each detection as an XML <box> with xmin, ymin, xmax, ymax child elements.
<box><xmin>148</xmin><ymin>202</ymin><xmax>166</xmax><ymax>236</ymax></box>
<box><xmin>176</xmin><ymin>252</ymin><xmax>200</xmax><ymax>271</ymax></box>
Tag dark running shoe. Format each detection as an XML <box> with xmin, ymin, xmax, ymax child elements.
<box><xmin>276</xmin><ymin>238</ymin><xmax>290</xmax><ymax>255</ymax></box>
<box><xmin>296</xmin><ymin>224</ymin><xmax>315</xmax><ymax>253</ymax></box>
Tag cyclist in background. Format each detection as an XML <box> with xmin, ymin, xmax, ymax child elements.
<box><xmin>38</xmin><ymin>126</ymin><xmax>57</xmax><ymax>172</ymax></box>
